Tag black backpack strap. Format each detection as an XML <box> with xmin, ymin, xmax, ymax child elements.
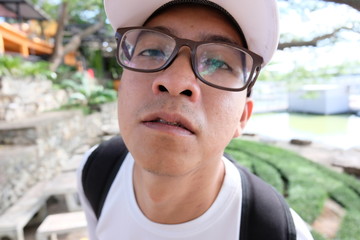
<box><xmin>81</xmin><ymin>136</ymin><xmax>128</xmax><ymax>219</ymax></box>
<box><xmin>238</xmin><ymin>166</ymin><xmax>297</xmax><ymax>240</ymax></box>
<box><xmin>224</xmin><ymin>153</ymin><xmax>296</xmax><ymax>240</ymax></box>
<box><xmin>82</xmin><ymin>140</ymin><xmax>297</xmax><ymax>240</ymax></box>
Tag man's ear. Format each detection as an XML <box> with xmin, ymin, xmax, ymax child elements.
<box><xmin>233</xmin><ymin>98</ymin><xmax>253</xmax><ymax>138</ymax></box>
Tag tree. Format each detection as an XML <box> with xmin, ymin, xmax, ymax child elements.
<box><xmin>323</xmin><ymin>0</ymin><xmax>360</xmax><ymax>11</ymax></box>
<box><xmin>278</xmin><ymin>26</ymin><xmax>357</xmax><ymax>50</ymax></box>
<box><xmin>260</xmin><ymin>0</ymin><xmax>360</xmax><ymax>83</ymax></box>
<box><xmin>49</xmin><ymin>2</ymin><xmax>104</xmax><ymax>71</ymax></box>
<box><xmin>281</xmin><ymin>0</ymin><xmax>360</xmax><ymax>11</ymax></box>
<box><xmin>279</xmin><ymin>0</ymin><xmax>359</xmax><ymax>50</ymax></box>
<box><xmin>32</xmin><ymin>0</ymin><xmax>106</xmax><ymax>71</ymax></box>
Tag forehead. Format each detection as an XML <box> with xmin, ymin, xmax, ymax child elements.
<box><xmin>144</xmin><ymin>4</ymin><xmax>244</xmax><ymax>45</ymax></box>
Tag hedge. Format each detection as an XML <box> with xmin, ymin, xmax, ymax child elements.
<box><xmin>225</xmin><ymin>138</ymin><xmax>360</xmax><ymax>240</ymax></box>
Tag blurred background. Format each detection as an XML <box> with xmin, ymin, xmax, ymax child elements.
<box><xmin>245</xmin><ymin>0</ymin><xmax>360</xmax><ymax>150</ymax></box>
<box><xmin>1</xmin><ymin>0</ymin><xmax>358</xmax><ymax>148</ymax></box>
<box><xmin>0</xmin><ymin>0</ymin><xmax>359</xmax><ymax>240</ymax></box>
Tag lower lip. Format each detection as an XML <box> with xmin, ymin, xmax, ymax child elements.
<box><xmin>142</xmin><ymin>121</ymin><xmax>194</xmax><ymax>136</ymax></box>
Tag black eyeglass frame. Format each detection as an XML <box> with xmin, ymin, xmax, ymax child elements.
<box><xmin>115</xmin><ymin>27</ymin><xmax>264</xmax><ymax>92</ymax></box>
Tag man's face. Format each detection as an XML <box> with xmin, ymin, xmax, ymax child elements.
<box><xmin>117</xmin><ymin>5</ymin><xmax>253</xmax><ymax>176</ymax></box>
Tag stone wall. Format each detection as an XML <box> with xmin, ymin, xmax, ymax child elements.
<box><xmin>0</xmin><ymin>145</ymin><xmax>38</xmax><ymax>211</ymax></box>
<box><xmin>0</xmin><ymin>74</ymin><xmax>118</xmax><ymax>213</ymax></box>
<box><xmin>0</xmin><ymin>76</ymin><xmax>68</xmax><ymax>121</ymax></box>
<box><xmin>0</xmin><ymin>101</ymin><xmax>118</xmax><ymax>214</ymax></box>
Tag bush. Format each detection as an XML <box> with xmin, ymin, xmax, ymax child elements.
<box><xmin>58</xmin><ymin>72</ymin><xmax>117</xmax><ymax>114</ymax></box>
<box><xmin>0</xmin><ymin>55</ymin><xmax>56</xmax><ymax>80</ymax></box>
<box><xmin>225</xmin><ymin>138</ymin><xmax>360</xmax><ymax>240</ymax></box>
<box><xmin>335</xmin><ymin>210</ymin><xmax>360</xmax><ymax>240</ymax></box>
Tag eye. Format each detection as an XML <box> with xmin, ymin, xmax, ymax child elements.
<box><xmin>139</xmin><ymin>49</ymin><xmax>166</xmax><ymax>58</ymax></box>
<box><xmin>205</xmin><ymin>58</ymin><xmax>231</xmax><ymax>70</ymax></box>
<box><xmin>199</xmin><ymin>57</ymin><xmax>233</xmax><ymax>75</ymax></box>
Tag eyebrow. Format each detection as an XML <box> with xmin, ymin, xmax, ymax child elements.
<box><xmin>152</xmin><ymin>26</ymin><xmax>242</xmax><ymax>46</ymax></box>
<box><xmin>201</xmin><ymin>34</ymin><xmax>241</xmax><ymax>46</ymax></box>
<box><xmin>153</xmin><ymin>26</ymin><xmax>175</xmax><ymax>35</ymax></box>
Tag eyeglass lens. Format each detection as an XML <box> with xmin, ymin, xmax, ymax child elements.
<box><xmin>118</xmin><ymin>29</ymin><xmax>254</xmax><ymax>90</ymax></box>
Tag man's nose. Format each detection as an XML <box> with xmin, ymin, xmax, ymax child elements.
<box><xmin>151</xmin><ymin>49</ymin><xmax>201</xmax><ymax>102</ymax></box>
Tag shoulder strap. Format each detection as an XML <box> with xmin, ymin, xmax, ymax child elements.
<box><xmin>82</xmin><ymin>139</ymin><xmax>296</xmax><ymax>240</ymax></box>
<box><xmin>224</xmin><ymin>154</ymin><xmax>297</xmax><ymax>240</ymax></box>
<box><xmin>81</xmin><ymin>136</ymin><xmax>128</xmax><ymax>219</ymax></box>
<box><xmin>238</xmin><ymin>167</ymin><xmax>297</xmax><ymax>240</ymax></box>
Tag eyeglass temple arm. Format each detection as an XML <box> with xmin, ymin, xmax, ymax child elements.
<box><xmin>246</xmin><ymin>66</ymin><xmax>261</xmax><ymax>97</ymax></box>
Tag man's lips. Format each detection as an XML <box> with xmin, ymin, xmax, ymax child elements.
<box><xmin>142</xmin><ymin>113</ymin><xmax>195</xmax><ymax>134</ymax></box>
<box><xmin>151</xmin><ymin>118</ymin><xmax>186</xmax><ymax>128</ymax></box>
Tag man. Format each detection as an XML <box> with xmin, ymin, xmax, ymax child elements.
<box><xmin>77</xmin><ymin>0</ymin><xmax>314</xmax><ymax>239</ymax></box>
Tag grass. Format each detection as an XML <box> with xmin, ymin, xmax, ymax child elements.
<box><xmin>225</xmin><ymin>138</ymin><xmax>360</xmax><ymax>240</ymax></box>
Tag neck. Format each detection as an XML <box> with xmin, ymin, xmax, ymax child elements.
<box><xmin>133</xmin><ymin>157</ymin><xmax>225</xmax><ymax>224</ymax></box>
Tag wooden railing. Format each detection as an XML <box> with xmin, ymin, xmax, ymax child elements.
<box><xmin>0</xmin><ymin>22</ymin><xmax>53</xmax><ymax>56</ymax></box>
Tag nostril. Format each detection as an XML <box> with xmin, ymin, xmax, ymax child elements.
<box><xmin>158</xmin><ymin>85</ymin><xmax>168</xmax><ymax>92</ymax></box>
<box><xmin>157</xmin><ymin>85</ymin><xmax>192</xmax><ymax>97</ymax></box>
<box><xmin>181</xmin><ymin>90</ymin><xmax>192</xmax><ymax>97</ymax></box>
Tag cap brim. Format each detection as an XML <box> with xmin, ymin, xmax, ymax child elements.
<box><xmin>104</xmin><ymin>0</ymin><xmax>279</xmax><ymax>66</ymax></box>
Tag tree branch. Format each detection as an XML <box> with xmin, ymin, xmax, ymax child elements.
<box><xmin>322</xmin><ymin>0</ymin><xmax>360</xmax><ymax>11</ymax></box>
<box><xmin>63</xmin><ymin>21</ymin><xmax>104</xmax><ymax>55</ymax></box>
<box><xmin>49</xmin><ymin>6</ymin><xmax>104</xmax><ymax>72</ymax></box>
<box><xmin>278</xmin><ymin>27</ymin><xmax>351</xmax><ymax>50</ymax></box>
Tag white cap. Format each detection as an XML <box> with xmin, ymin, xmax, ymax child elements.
<box><xmin>104</xmin><ymin>0</ymin><xmax>279</xmax><ymax>66</ymax></box>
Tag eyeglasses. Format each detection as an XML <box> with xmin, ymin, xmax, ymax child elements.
<box><xmin>115</xmin><ymin>27</ymin><xmax>263</xmax><ymax>92</ymax></box>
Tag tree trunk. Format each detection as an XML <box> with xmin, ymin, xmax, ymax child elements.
<box><xmin>63</xmin><ymin>21</ymin><xmax>104</xmax><ymax>54</ymax></box>
<box><xmin>49</xmin><ymin>3</ymin><xmax>104</xmax><ymax>71</ymax></box>
<box><xmin>49</xmin><ymin>2</ymin><xmax>67</xmax><ymax>72</ymax></box>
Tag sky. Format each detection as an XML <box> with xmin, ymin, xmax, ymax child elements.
<box><xmin>270</xmin><ymin>1</ymin><xmax>360</xmax><ymax>74</ymax></box>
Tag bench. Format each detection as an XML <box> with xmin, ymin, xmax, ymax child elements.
<box><xmin>35</xmin><ymin>211</ymin><xmax>87</xmax><ymax>240</ymax></box>
<box><xmin>44</xmin><ymin>171</ymin><xmax>81</xmax><ymax>212</ymax></box>
<box><xmin>0</xmin><ymin>181</ymin><xmax>48</xmax><ymax>240</ymax></box>
<box><xmin>0</xmin><ymin>167</ymin><xmax>81</xmax><ymax>240</ymax></box>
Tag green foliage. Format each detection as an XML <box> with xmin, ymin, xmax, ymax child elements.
<box><xmin>53</xmin><ymin>65</ymin><xmax>78</xmax><ymax>84</ymax></box>
<box><xmin>0</xmin><ymin>55</ymin><xmax>56</xmax><ymax>80</ymax></box>
<box><xmin>58</xmin><ymin>72</ymin><xmax>117</xmax><ymax>114</ymax></box>
<box><xmin>225</xmin><ymin>149</ymin><xmax>253</xmax><ymax>169</ymax></box>
<box><xmin>87</xmin><ymin>50</ymin><xmax>104</xmax><ymax>79</ymax></box>
<box><xmin>226</xmin><ymin>148</ymin><xmax>284</xmax><ymax>194</ymax></box>
<box><xmin>335</xmin><ymin>210</ymin><xmax>360</xmax><ymax>240</ymax></box>
<box><xmin>253</xmin><ymin>159</ymin><xmax>285</xmax><ymax>194</ymax></box>
<box><xmin>258</xmin><ymin>60</ymin><xmax>360</xmax><ymax>90</ymax></box>
<box><xmin>31</xmin><ymin>0</ymin><xmax>105</xmax><ymax>24</ymax></box>
<box><xmin>225</xmin><ymin>139</ymin><xmax>360</xmax><ymax>240</ymax></box>
<box><xmin>0</xmin><ymin>55</ymin><xmax>115</xmax><ymax>114</ymax></box>
<box><xmin>330</xmin><ymin>184</ymin><xmax>360</xmax><ymax>210</ymax></box>
<box><xmin>108</xmin><ymin>57</ymin><xmax>123</xmax><ymax>80</ymax></box>
<box><xmin>0</xmin><ymin>55</ymin><xmax>22</xmax><ymax>76</ymax></box>
<box><xmin>67</xmin><ymin>0</ymin><xmax>105</xmax><ymax>24</ymax></box>
<box><xmin>312</xmin><ymin>231</ymin><xmax>328</xmax><ymax>240</ymax></box>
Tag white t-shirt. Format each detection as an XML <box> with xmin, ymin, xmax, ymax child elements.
<box><xmin>77</xmin><ymin>150</ymin><xmax>314</xmax><ymax>240</ymax></box>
